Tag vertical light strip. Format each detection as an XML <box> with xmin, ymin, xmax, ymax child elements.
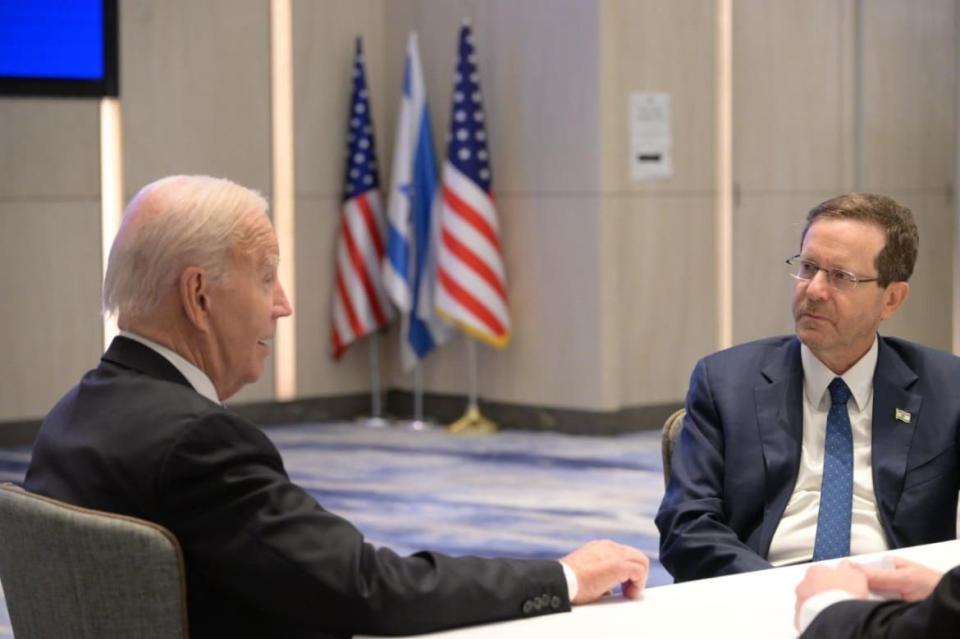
<box><xmin>954</xmin><ymin>0</ymin><xmax>960</xmax><ymax>355</ymax></box>
<box><xmin>271</xmin><ymin>0</ymin><xmax>297</xmax><ymax>400</ymax></box>
<box><xmin>100</xmin><ymin>97</ymin><xmax>124</xmax><ymax>351</ymax></box>
<box><xmin>716</xmin><ymin>0</ymin><xmax>734</xmax><ymax>350</ymax></box>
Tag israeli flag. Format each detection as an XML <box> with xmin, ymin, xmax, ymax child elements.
<box><xmin>384</xmin><ymin>32</ymin><xmax>453</xmax><ymax>369</ymax></box>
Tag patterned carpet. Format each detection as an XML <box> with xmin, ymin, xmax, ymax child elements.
<box><xmin>0</xmin><ymin>422</ymin><xmax>668</xmax><ymax>637</ymax></box>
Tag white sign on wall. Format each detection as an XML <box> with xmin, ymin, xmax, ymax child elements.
<box><xmin>629</xmin><ymin>92</ymin><xmax>673</xmax><ymax>182</ymax></box>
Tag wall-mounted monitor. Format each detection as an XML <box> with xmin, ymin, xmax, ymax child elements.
<box><xmin>0</xmin><ymin>0</ymin><xmax>119</xmax><ymax>97</ymax></box>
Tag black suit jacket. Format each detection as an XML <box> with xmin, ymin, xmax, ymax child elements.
<box><xmin>801</xmin><ymin>565</ymin><xmax>960</xmax><ymax>638</ymax></box>
<box><xmin>25</xmin><ymin>337</ymin><xmax>569</xmax><ymax>638</ymax></box>
<box><xmin>656</xmin><ymin>335</ymin><xmax>960</xmax><ymax>582</ymax></box>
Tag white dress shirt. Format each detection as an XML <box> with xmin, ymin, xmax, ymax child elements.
<box><xmin>119</xmin><ymin>330</ymin><xmax>222</xmax><ymax>405</ymax></box>
<box><xmin>768</xmin><ymin>337</ymin><xmax>889</xmax><ymax>566</ymax></box>
<box><xmin>797</xmin><ymin>589</ymin><xmax>860</xmax><ymax>633</ymax></box>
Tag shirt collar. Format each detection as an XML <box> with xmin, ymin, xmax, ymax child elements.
<box><xmin>800</xmin><ymin>336</ymin><xmax>878</xmax><ymax>411</ymax></box>
<box><xmin>119</xmin><ymin>330</ymin><xmax>222</xmax><ymax>405</ymax></box>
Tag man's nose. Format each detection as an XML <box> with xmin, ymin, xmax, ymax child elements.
<box><xmin>804</xmin><ymin>268</ymin><xmax>832</xmax><ymax>299</ymax></box>
<box><xmin>275</xmin><ymin>281</ymin><xmax>293</xmax><ymax>317</ymax></box>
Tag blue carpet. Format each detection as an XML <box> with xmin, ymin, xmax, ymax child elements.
<box><xmin>0</xmin><ymin>422</ymin><xmax>668</xmax><ymax>637</ymax></box>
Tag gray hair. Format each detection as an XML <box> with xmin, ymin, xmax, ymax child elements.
<box><xmin>103</xmin><ymin>175</ymin><xmax>269</xmax><ymax>319</ymax></box>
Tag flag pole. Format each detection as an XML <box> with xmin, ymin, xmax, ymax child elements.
<box><xmin>401</xmin><ymin>360</ymin><xmax>436</xmax><ymax>431</ymax></box>
<box><xmin>370</xmin><ymin>333</ymin><xmax>383</xmax><ymax>418</ymax></box>
<box><xmin>414</xmin><ymin>361</ymin><xmax>423</xmax><ymax>421</ymax></box>
<box><xmin>448</xmin><ymin>337</ymin><xmax>498</xmax><ymax>434</ymax></box>
<box><xmin>355</xmin><ymin>333</ymin><xmax>390</xmax><ymax>428</ymax></box>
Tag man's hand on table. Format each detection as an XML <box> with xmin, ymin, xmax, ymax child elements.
<box><xmin>794</xmin><ymin>556</ymin><xmax>946</xmax><ymax>631</ymax></box>
<box><xmin>560</xmin><ymin>539</ymin><xmax>650</xmax><ymax>603</ymax></box>
<box><xmin>861</xmin><ymin>557</ymin><xmax>943</xmax><ymax>602</ymax></box>
<box><xmin>795</xmin><ymin>561</ymin><xmax>868</xmax><ymax>628</ymax></box>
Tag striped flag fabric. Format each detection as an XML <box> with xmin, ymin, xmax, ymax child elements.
<box><xmin>435</xmin><ymin>23</ymin><xmax>510</xmax><ymax>347</ymax></box>
<box><xmin>383</xmin><ymin>32</ymin><xmax>453</xmax><ymax>370</ymax></box>
<box><xmin>331</xmin><ymin>37</ymin><xmax>393</xmax><ymax>359</ymax></box>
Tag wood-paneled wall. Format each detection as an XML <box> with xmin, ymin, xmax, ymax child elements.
<box><xmin>1</xmin><ymin>0</ymin><xmax>956</xmax><ymax>424</ymax></box>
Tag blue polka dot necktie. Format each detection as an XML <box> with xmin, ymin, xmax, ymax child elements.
<box><xmin>812</xmin><ymin>377</ymin><xmax>854</xmax><ymax>561</ymax></box>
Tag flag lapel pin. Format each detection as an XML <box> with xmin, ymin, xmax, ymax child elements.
<box><xmin>895</xmin><ymin>408</ymin><xmax>912</xmax><ymax>424</ymax></box>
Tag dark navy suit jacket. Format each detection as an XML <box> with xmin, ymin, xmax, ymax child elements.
<box><xmin>656</xmin><ymin>335</ymin><xmax>960</xmax><ymax>582</ymax></box>
<box><xmin>25</xmin><ymin>337</ymin><xmax>569</xmax><ymax>639</ymax></box>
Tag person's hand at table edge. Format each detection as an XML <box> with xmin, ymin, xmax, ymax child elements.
<box><xmin>560</xmin><ymin>539</ymin><xmax>650</xmax><ymax>604</ymax></box>
<box><xmin>795</xmin><ymin>561</ymin><xmax>868</xmax><ymax>629</ymax></box>
<box><xmin>862</xmin><ymin>556</ymin><xmax>943</xmax><ymax>602</ymax></box>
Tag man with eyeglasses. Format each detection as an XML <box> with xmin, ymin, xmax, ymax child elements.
<box><xmin>656</xmin><ymin>194</ymin><xmax>960</xmax><ymax>611</ymax></box>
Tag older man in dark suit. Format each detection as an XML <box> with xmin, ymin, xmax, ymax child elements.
<box><xmin>25</xmin><ymin>175</ymin><xmax>648</xmax><ymax>639</ymax></box>
<box><xmin>656</xmin><ymin>193</ymin><xmax>960</xmax><ymax>582</ymax></box>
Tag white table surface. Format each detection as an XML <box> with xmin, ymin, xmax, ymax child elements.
<box><xmin>357</xmin><ymin>540</ymin><xmax>960</xmax><ymax>639</ymax></box>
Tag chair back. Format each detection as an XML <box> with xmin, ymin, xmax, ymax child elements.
<box><xmin>661</xmin><ymin>408</ymin><xmax>686</xmax><ymax>487</ymax></box>
<box><xmin>0</xmin><ymin>483</ymin><xmax>188</xmax><ymax>639</ymax></box>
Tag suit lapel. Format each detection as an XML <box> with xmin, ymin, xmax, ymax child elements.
<box><xmin>754</xmin><ymin>337</ymin><xmax>805</xmax><ymax>552</ymax></box>
<box><xmin>871</xmin><ymin>337</ymin><xmax>921</xmax><ymax>540</ymax></box>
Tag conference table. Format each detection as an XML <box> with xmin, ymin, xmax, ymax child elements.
<box><xmin>358</xmin><ymin>540</ymin><xmax>960</xmax><ymax>638</ymax></box>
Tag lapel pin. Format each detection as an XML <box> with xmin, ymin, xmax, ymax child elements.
<box><xmin>895</xmin><ymin>408</ymin><xmax>911</xmax><ymax>424</ymax></box>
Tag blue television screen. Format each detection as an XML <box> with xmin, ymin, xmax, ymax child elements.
<box><xmin>0</xmin><ymin>0</ymin><xmax>118</xmax><ymax>97</ymax></box>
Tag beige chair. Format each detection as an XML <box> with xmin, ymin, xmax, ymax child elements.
<box><xmin>0</xmin><ymin>483</ymin><xmax>189</xmax><ymax>639</ymax></box>
<box><xmin>661</xmin><ymin>408</ymin><xmax>686</xmax><ymax>487</ymax></box>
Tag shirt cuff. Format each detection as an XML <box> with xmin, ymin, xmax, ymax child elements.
<box><xmin>559</xmin><ymin>561</ymin><xmax>578</xmax><ymax>602</ymax></box>
<box><xmin>797</xmin><ymin>589</ymin><xmax>855</xmax><ymax>633</ymax></box>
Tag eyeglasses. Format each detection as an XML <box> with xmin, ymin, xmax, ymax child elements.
<box><xmin>785</xmin><ymin>255</ymin><xmax>879</xmax><ymax>291</ymax></box>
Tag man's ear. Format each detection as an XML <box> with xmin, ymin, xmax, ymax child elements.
<box><xmin>879</xmin><ymin>281</ymin><xmax>909</xmax><ymax>321</ymax></box>
<box><xmin>179</xmin><ymin>266</ymin><xmax>211</xmax><ymax>330</ymax></box>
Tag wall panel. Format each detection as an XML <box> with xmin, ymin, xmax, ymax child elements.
<box><xmin>0</xmin><ymin>97</ymin><xmax>101</xmax><ymax>422</ymax></box>
<box><xmin>733</xmin><ymin>0</ymin><xmax>854</xmax><ymax>194</ymax></box>
<box><xmin>601</xmin><ymin>0</ymin><xmax>718</xmax><ymax>195</ymax></box>
<box><xmin>385</xmin><ymin>0</ymin><xmax>602</xmax><ymax>197</ymax></box>
<box><xmin>0</xmin><ymin>201</ymin><xmax>102</xmax><ymax>420</ymax></box>
<box><xmin>608</xmin><ymin>195</ymin><xmax>719</xmax><ymax>405</ymax></box>
<box><xmin>121</xmin><ymin>0</ymin><xmax>272</xmax><ymax>198</ymax></box>
<box><xmin>862</xmin><ymin>0</ymin><xmax>956</xmax><ymax>191</ymax></box>
<box><xmin>599</xmin><ymin>0</ymin><xmax>719</xmax><ymax>409</ymax></box>
<box><xmin>0</xmin><ymin>101</ymin><xmax>101</xmax><ymax>200</ymax></box>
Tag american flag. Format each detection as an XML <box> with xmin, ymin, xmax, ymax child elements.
<box><xmin>331</xmin><ymin>37</ymin><xmax>393</xmax><ymax>359</ymax></box>
<box><xmin>435</xmin><ymin>23</ymin><xmax>510</xmax><ymax>347</ymax></box>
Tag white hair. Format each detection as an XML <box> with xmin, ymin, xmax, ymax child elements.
<box><xmin>103</xmin><ymin>175</ymin><xmax>269</xmax><ymax>319</ymax></box>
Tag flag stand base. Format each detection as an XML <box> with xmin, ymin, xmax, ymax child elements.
<box><xmin>354</xmin><ymin>416</ymin><xmax>391</xmax><ymax>428</ymax></box>
<box><xmin>448</xmin><ymin>405</ymin><xmax>498</xmax><ymax>435</ymax></box>
<box><xmin>393</xmin><ymin>419</ymin><xmax>440</xmax><ymax>431</ymax></box>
